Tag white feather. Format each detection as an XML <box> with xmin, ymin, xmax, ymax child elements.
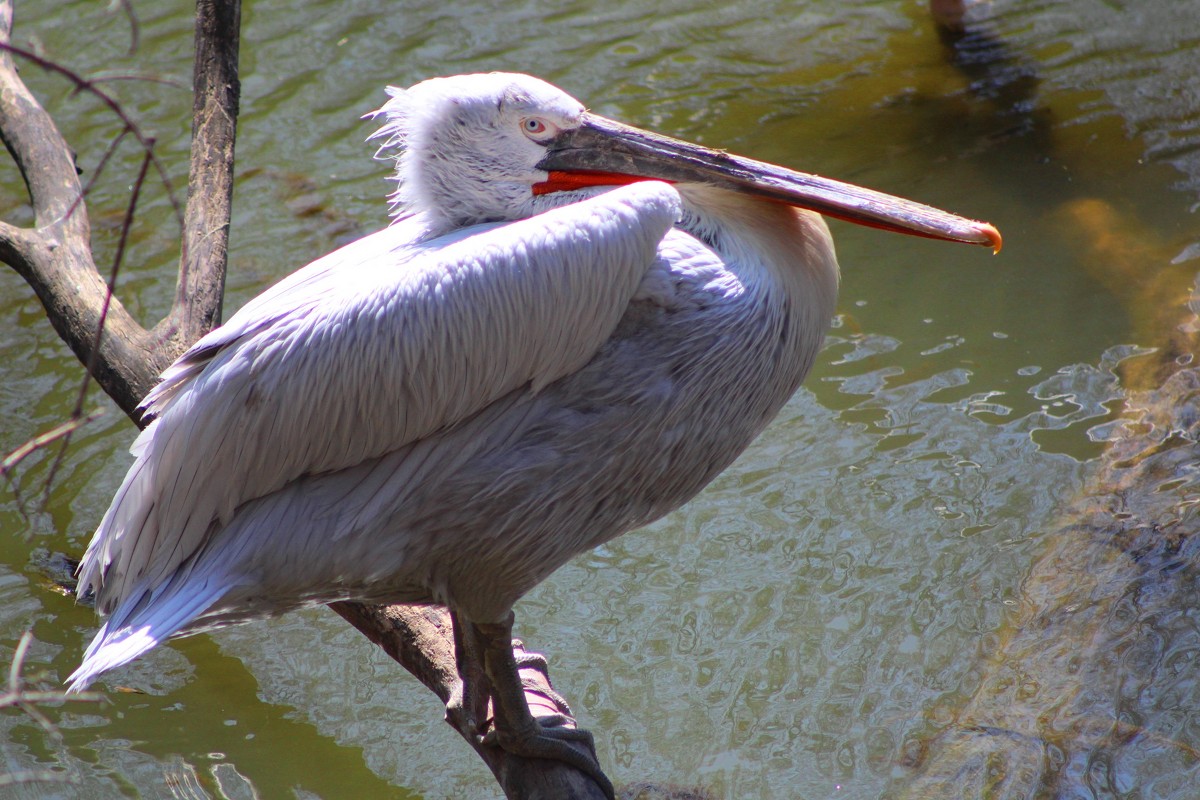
<box><xmin>77</xmin><ymin>182</ymin><xmax>680</xmax><ymax>619</ymax></box>
<box><xmin>71</xmin><ymin>73</ymin><xmax>844</xmax><ymax>691</ymax></box>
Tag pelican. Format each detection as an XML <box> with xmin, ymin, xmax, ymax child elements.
<box><xmin>69</xmin><ymin>73</ymin><xmax>999</xmax><ymax>792</ymax></box>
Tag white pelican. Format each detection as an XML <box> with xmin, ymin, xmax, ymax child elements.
<box><xmin>69</xmin><ymin>73</ymin><xmax>999</xmax><ymax>792</ymax></box>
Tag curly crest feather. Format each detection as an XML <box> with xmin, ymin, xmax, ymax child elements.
<box><xmin>365</xmin><ymin>73</ymin><xmax>586</xmax><ymax>231</ymax></box>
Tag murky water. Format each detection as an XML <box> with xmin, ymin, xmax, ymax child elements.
<box><xmin>3</xmin><ymin>0</ymin><xmax>1199</xmax><ymax>797</ymax></box>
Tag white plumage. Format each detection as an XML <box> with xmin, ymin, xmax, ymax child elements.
<box><xmin>70</xmin><ymin>73</ymin><xmax>997</xmax><ymax>787</ymax></box>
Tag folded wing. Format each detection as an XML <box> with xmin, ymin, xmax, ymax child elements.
<box><xmin>77</xmin><ymin>182</ymin><xmax>682</xmax><ymax>614</ymax></box>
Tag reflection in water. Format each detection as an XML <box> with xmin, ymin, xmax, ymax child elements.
<box><xmin>934</xmin><ymin>2</ymin><xmax>1040</xmax><ymax>111</ymax></box>
<box><xmin>3</xmin><ymin>0</ymin><xmax>1200</xmax><ymax>798</ymax></box>
<box><xmin>896</xmin><ymin>281</ymin><xmax>1200</xmax><ymax>798</ymax></box>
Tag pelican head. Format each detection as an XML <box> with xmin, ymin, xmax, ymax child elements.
<box><xmin>369</xmin><ymin>73</ymin><xmax>586</xmax><ymax>229</ymax></box>
<box><xmin>370</xmin><ymin>72</ymin><xmax>1001</xmax><ymax>250</ymax></box>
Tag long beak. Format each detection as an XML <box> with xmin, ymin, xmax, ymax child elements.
<box><xmin>535</xmin><ymin>113</ymin><xmax>1002</xmax><ymax>253</ymax></box>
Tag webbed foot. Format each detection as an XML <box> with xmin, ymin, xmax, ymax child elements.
<box><xmin>454</xmin><ymin>613</ymin><xmax>615</xmax><ymax>800</ymax></box>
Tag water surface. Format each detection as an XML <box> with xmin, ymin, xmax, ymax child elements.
<box><xmin>2</xmin><ymin>0</ymin><xmax>1199</xmax><ymax>797</ymax></box>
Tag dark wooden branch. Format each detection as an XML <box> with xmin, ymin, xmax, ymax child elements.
<box><xmin>330</xmin><ymin>603</ymin><xmax>611</xmax><ymax>799</ymax></box>
<box><xmin>152</xmin><ymin>0</ymin><xmax>240</xmax><ymax>356</ymax></box>
<box><xmin>0</xmin><ymin>0</ymin><xmax>157</xmax><ymax>410</ymax></box>
<box><xmin>0</xmin><ymin>2</ymin><xmax>613</xmax><ymax>797</ymax></box>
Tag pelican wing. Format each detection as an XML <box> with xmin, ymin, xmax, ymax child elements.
<box><xmin>79</xmin><ymin>182</ymin><xmax>682</xmax><ymax>610</ymax></box>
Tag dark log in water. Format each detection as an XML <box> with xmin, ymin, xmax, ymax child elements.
<box><xmin>894</xmin><ymin>199</ymin><xmax>1200</xmax><ymax>797</ymax></box>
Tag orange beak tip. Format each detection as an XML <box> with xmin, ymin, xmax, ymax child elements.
<box><xmin>982</xmin><ymin>223</ymin><xmax>1003</xmax><ymax>254</ymax></box>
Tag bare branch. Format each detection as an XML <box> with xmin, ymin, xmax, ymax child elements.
<box><xmin>329</xmin><ymin>603</ymin><xmax>612</xmax><ymax>799</ymax></box>
<box><xmin>0</xmin><ymin>1</ymin><xmax>159</xmax><ymax>413</ymax></box>
<box><xmin>0</xmin><ymin>0</ymin><xmax>224</xmax><ymax>415</ymax></box>
<box><xmin>1</xmin><ymin>412</ymin><xmax>105</xmax><ymax>479</ymax></box>
<box><xmin>0</xmin><ymin>39</ymin><xmax>183</xmax><ymax>228</ymax></box>
<box><xmin>89</xmin><ymin>71</ymin><xmax>189</xmax><ymax>91</ymax></box>
<box><xmin>153</xmin><ymin>0</ymin><xmax>241</xmax><ymax>351</ymax></box>
<box><xmin>1</xmin><ymin>408</ymin><xmax>106</xmax><ymax>522</ymax></box>
<box><xmin>107</xmin><ymin>0</ymin><xmax>140</xmax><ymax>55</ymax></box>
<box><xmin>0</xmin><ymin>2</ymin><xmax>613</xmax><ymax>795</ymax></box>
<box><xmin>1</xmin><ymin>632</ymin><xmax>104</xmax><ymax>737</ymax></box>
<box><xmin>36</xmin><ymin>146</ymin><xmax>156</xmax><ymax>508</ymax></box>
<box><xmin>0</xmin><ymin>632</ymin><xmax>101</xmax><ymax>788</ymax></box>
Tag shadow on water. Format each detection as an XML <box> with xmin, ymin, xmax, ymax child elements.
<box><xmin>894</xmin><ymin>290</ymin><xmax>1200</xmax><ymax>798</ymax></box>
<box><xmin>877</xmin><ymin>4</ymin><xmax>1200</xmax><ymax>798</ymax></box>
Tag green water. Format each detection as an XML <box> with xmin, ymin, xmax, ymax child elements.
<box><xmin>2</xmin><ymin>0</ymin><xmax>1199</xmax><ymax>797</ymax></box>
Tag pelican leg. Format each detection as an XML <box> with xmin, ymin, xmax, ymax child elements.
<box><xmin>446</xmin><ymin>610</ymin><xmax>492</xmax><ymax>738</ymax></box>
<box><xmin>470</xmin><ymin>614</ymin><xmax>615</xmax><ymax>800</ymax></box>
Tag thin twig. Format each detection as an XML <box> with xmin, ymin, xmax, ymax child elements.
<box><xmin>1</xmin><ymin>632</ymin><xmax>103</xmax><ymax>743</ymax></box>
<box><xmin>0</xmin><ymin>769</ymin><xmax>72</xmax><ymax>787</ymax></box>
<box><xmin>0</xmin><ymin>411</ymin><xmax>107</xmax><ymax>473</ymax></box>
<box><xmin>1</xmin><ymin>409</ymin><xmax>106</xmax><ymax>522</ymax></box>
<box><xmin>89</xmin><ymin>70</ymin><xmax>188</xmax><ymax>91</ymax></box>
<box><xmin>0</xmin><ymin>632</ymin><xmax>100</xmax><ymax>788</ymax></box>
<box><xmin>63</xmin><ymin>127</ymin><xmax>129</xmax><ymax>241</ymax></box>
<box><xmin>0</xmin><ymin>41</ymin><xmax>183</xmax><ymax>229</ymax></box>
<box><xmin>7</xmin><ymin>628</ymin><xmax>32</xmax><ymax>690</ymax></box>
<box><xmin>39</xmin><ymin>147</ymin><xmax>153</xmax><ymax>509</ymax></box>
<box><xmin>107</xmin><ymin>0</ymin><xmax>140</xmax><ymax>56</ymax></box>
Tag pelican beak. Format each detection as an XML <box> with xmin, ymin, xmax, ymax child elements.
<box><xmin>535</xmin><ymin>113</ymin><xmax>1002</xmax><ymax>253</ymax></box>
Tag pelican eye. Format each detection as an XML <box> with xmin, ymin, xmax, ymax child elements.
<box><xmin>520</xmin><ymin>117</ymin><xmax>552</xmax><ymax>140</ymax></box>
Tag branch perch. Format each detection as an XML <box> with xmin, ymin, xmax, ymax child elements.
<box><xmin>0</xmin><ymin>1</ymin><xmax>611</xmax><ymax>796</ymax></box>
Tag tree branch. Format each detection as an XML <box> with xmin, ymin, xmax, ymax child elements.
<box><xmin>329</xmin><ymin>603</ymin><xmax>612</xmax><ymax>799</ymax></box>
<box><xmin>152</xmin><ymin>0</ymin><xmax>240</xmax><ymax>354</ymax></box>
<box><xmin>0</xmin><ymin>1</ymin><xmax>613</xmax><ymax>797</ymax></box>
<box><xmin>0</xmin><ymin>0</ymin><xmax>157</xmax><ymax>409</ymax></box>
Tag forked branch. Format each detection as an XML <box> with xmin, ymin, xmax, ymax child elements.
<box><xmin>0</xmin><ymin>1</ymin><xmax>609</xmax><ymax>797</ymax></box>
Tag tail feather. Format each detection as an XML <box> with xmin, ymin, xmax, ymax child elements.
<box><xmin>67</xmin><ymin>574</ymin><xmax>231</xmax><ymax>692</ymax></box>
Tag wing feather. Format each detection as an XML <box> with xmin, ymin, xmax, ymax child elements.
<box><xmin>79</xmin><ymin>182</ymin><xmax>682</xmax><ymax>610</ymax></box>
